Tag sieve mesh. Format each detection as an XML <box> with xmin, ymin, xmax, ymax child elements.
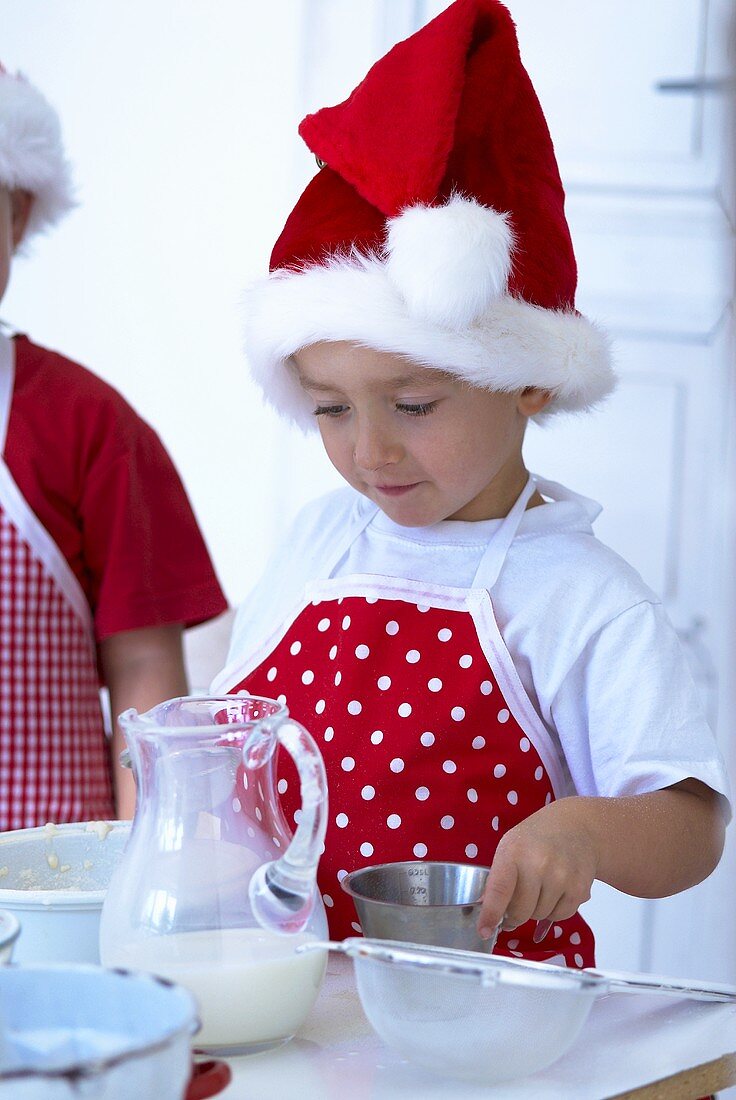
<box><xmin>353</xmin><ymin>952</ymin><xmax>598</xmax><ymax>1083</ymax></box>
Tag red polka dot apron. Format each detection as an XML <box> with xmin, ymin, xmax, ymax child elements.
<box><xmin>0</xmin><ymin>332</ymin><xmax>113</xmax><ymax>829</ymax></box>
<box><xmin>221</xmin><ymin>478</ymin><xmax>595</xmax><ymax>968</ymax></box>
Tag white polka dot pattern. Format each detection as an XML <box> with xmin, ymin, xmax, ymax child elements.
<box><xmin>234</xmin><ymin>593</ymin><xmax>595</xmax><ymax>969</ymax></box>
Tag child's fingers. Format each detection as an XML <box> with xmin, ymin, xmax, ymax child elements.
<box><xmin>501</xmin><ymin>870</ymin><xmax>544</xmax><ymax>931</ymax></box>
<box><xmin>477</xmin><ymin>854</ymin><xmax>518</xmax><ymax>939</ymax></box>
<box><xmin>535</xmin><ymin>870</ymin><xmax>592</xmax><ymax>923</ymax></box>
<box><xmin>543</xmin><ymin>892</ymin><xmax>585</xmax><ymax>924</ymax></box>
<box><xmin>532</xmin><ymin>876</ymin><xmax>573</xmax><ymax>923</ymax></box>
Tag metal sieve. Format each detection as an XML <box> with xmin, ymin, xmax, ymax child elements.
<box><xmin>301</xmin><ymin>939</ymin><xmax>736</xmax><ymax>1085</ymax></box>
<box><xmin>305</xmin><ymin>938</ymin><xmax>606</xmax><ymax>1084</ymax></box>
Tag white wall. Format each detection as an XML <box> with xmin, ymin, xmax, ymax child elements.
<box><xmin>0</xmin><ymin>0</ymin><xmax>324</xmax><ymax>608</ymax></box>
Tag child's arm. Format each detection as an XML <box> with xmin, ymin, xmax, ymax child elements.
<box><xmin>99</xmin><ymin>624</ymin><xmax>189</xmax><ymax>820</ymax></box>
<box><xmin>477</xmin><ymin>779</ymin><xmax>726</xmax><ymax>940</ymax></box>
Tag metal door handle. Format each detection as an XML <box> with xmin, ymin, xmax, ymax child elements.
<box><xmin>656</xmin><ymin>76</ymin><xmax>735</xmax><ymax>94</ymax></box>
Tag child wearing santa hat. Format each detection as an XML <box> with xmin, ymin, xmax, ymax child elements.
<box><xmin>0</xmin><ymin>64</ymin><xmax>227</xmax><ymax>826</ymax></box>
<box><xmin>213</xmin><ymin>0</ymin><xmax>729</xmax><ymax>966</ymax></box>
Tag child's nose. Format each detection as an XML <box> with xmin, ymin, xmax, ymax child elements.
<box><xmin>353</xmin><ymin>419</ymin><xmax>401</xmax><ymax>472</ymax></box>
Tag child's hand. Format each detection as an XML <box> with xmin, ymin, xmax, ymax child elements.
<box><xmin>477</xmin><ymin>782</ymin><xmax>725</xmax><ymax>942</ymax></box>
<box><xmin>477</xmin><ymin>798</ymin><xmax>599</xmax><ymax>941</ymax></box>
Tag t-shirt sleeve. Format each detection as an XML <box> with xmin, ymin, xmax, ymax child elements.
<box><xmin>550</xmin><ymin>600</ymin><xmax>731</xmax><ymax>815</ymax></box>
<box><xmin>79</xmin><ymin>411</ymin><xmax>227</xmax><ymax>640</ymax></box>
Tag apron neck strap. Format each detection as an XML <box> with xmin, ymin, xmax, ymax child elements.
<box><xmin>471</xmin><ymin>474</ymin><xmax>537</xmax><ymax>591</ymax></box>
<box><xmin>0</xmin><ymin>331</ymin><xmax>15</xmax><ymax>458</ymax></box>
<box><xmin>323</xmin><ymin>495</ymin><xmax>379</xmax><ymax>577</ymax></box>
<box><xmin>321</xmin><ymin>474</ymin><xmax>537</xmax><ymax>587</ymax></box>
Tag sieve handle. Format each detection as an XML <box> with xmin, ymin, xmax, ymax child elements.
<box><xmin>297</xmin><ymin>940</ymin><xmax>341</xmax><ymax>955</ymax></box>
<box><xmin>586</xmin><ymin>967</ymin><xmax>736</xmax><ymax>1003</ymax></box>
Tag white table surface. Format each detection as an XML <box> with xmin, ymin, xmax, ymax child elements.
<box><xmin>218</xmin><ymin>954</ymin><xmax>736</xmax><ymax>1099</ymax></box>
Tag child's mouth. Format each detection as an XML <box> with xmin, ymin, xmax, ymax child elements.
<box><xmin>375</xmin><ymin>483</ymin><xmax>420</xmax><ymax>497</ymax></box>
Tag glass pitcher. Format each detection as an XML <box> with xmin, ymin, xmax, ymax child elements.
<box><xmin>99</xmin><ymin>696</ymin><xmax>329</xmax><ymax>1055</ymax></box>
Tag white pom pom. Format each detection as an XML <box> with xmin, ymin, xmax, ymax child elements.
<box><xmin>385</xmin><ymin>195</ymin><xmax>514</xmax><ymax>329</ymax></box>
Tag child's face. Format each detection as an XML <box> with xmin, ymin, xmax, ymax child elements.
<box><xmin>0</xmin><ymin>187</ymin><xmax>33</xmax><ymax>303</ymax></box>
<box><xmin>293</xmin><ymin>341</ymin><xmax>548</xmax><ymax>526</ymax></box>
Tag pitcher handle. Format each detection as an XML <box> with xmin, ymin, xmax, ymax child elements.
<box><xmin>247</xmin><ymin>718</ymin><xmax>328</xmax><ymax>935</ymax></box>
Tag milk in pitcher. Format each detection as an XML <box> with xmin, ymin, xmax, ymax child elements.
<box><xmin>113</xmin><ymin>928</ymin><xmax>327</xmax><ymax>1050</ymax></box>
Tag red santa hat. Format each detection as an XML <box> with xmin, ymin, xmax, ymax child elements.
<box><xmin>0</xmin><ymin>62</ymin><xmax>75</xmax><ymax>242</ymax></box>
<box><xmin>245</xmin><ymin>0</ymin><xmax>614</xmax><ymax>427</ymax></box>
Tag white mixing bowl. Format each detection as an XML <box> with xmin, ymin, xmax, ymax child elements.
<box><xmin>0</xmin><ymin>964</ymin><xmax>197</xmax><ymax>1100</ymax></box>
<box><xmin>0</xmin><ymin>822</ymin><xmax>129</xmax><ymax>964</ymax></box>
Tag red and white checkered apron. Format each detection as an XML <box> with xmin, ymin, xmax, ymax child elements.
<box><xmin>222</xmin><ymin>479</ymin><xmax>595</xmax><ymax>968</ymax></box>
<box><xmin>0</xmin><ymin>333</ymin><xmax>113</xmax><ymax>829</ymax></box>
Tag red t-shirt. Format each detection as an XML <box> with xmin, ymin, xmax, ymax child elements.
<box><xmin>5</xmin><ymin>335</ymin><xmax>227</xmax><ymax>640</ymax></box>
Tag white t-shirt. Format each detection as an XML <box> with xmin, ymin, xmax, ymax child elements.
<box><xmin>220</xmin><ymin>476</ymin><xmax>730</xmax><ymax>811</ymax></box>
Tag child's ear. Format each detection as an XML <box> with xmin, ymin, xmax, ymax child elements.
<box><xmin>517</xmin><ymin>387</ymin><xmax>552</xmax><ymax>418</ymax></box>
<box><xmin>10</xmin><ymin>190</ymin><xmax>34</xmax><ymax>249</ymax></box>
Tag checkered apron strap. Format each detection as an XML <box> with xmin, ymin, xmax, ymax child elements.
<box><xmin>0</xmin><ymin>333</ymin><xmax>113</xmax><ymax>828</ymax></box>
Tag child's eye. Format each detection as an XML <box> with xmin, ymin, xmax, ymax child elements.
<box><xmin>396</xmin><ymin>401</ymin><xmax>439</xmax><ymax>417</ymax></box>
<box><xmin>313</xmin><ymin>404</ymin><xmax>349</xmax><ymax>418</ymax></box>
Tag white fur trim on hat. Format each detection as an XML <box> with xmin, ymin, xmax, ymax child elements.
<box><xmin>245</xmin><ymin>246</ymin><xmax>614</xmax><ymax>433</ymax></box>
<box><xmin>0</xmin><ymin>69</ymin><xmax>75</xmax><ymax>241</ymax></box>
<box><xmin>385</xmin><ymin>195</ymin><xmax>514</xmax><ymax>329</ymax></box>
